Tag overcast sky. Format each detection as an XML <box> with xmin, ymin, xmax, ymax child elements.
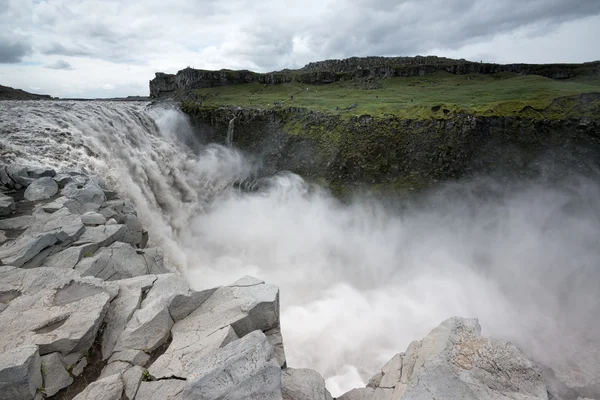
<box><xmin>1</xmin><ymin>0</ymin><xmax>599</xmax><ymax>98</ymax></box>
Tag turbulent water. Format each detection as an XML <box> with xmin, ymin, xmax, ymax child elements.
<box><xmin>1</xmin><ymin>100</ymin><xmax>599</xmax><ymax>396</ymax></box>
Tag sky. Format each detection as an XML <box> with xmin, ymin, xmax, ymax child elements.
<box><xmin>0</xmin><ymin>0</ymin><xmax>599</xmax><ymax>98</ymax></box>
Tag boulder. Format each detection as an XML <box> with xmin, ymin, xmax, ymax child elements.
<box><xmin>81</xmin><ymin>212</ymin><xmax>107</xmax><ymax>226</ymax></box>
<box><xmin>337</xmin><ymin>388</ymin><xmax>376</xmax><ymax>400</ymax></box>
<box><xmin>72</xmin><ymin>224</ymin><xmax>126</xmax><ymax>255</ymax></box>
<box><xmin>41</xmin><ymin>245</ymin><xmax>89</xmax><ymax>269</ymax></box>
<box><xmin>6</xmin><ymin>165</ymin><xmax>55</xmax><ymax>188</ymax></box>
<box><xmin>123</xmin><ymin>214</ymin><xmax>143</xmax><ymax>247</ymax></box>
<box><xmin>24</xmin><ymin>177</ymin><xmax>58</xmax><ymax>201</ymax></box>
<box><xmin>122</xmin><ymin>365</ymin><xmax>143</xmax><ymax>400</ymax></box>
<box><xmin>282</xmin><ymin>368</ymin><xmax>333</xmax><ymax>400</ymax></box>
<box><xmin>107</xmin><ymin>350</ymin><xmax>150</xmax><ymax>366</ymax></box>
<box><xmin>266</xmin><ymin>326</ymin><xmax>287</xmax><ymax>368</ymax></box>
<box><xmin>40</xmin><ymin>352</ymin><xmax>73</xmax><ymax>396</ymax></box>
<box><xmin>0</xmin><ymin>215</ymin><xmax>33</xmax><ymax>230</ymax></box>
<box><xmin>61</xmin><ymin>181</ymin><xmax>105</xmax><ymax>205</ymax></box>
<box><xmin>0</xmin><ymin>345</ymin><xmax>42</xmax><ymax>400</ymax></box>
<box><xmin>136</xmin><ymin>380</ymin><xmax>185</xmax><ymax>400</ymax></box>
<box><xmin>72</xmin><ymin>373</ymin><xmax>123</xmax><ymax>400</ymax></box>
<box><xmin>75</xmin><ymin>241</ymin><xmax>166</xmax><ymax>281</ymax></box>
<box><xmin>99</xmin><ymin>361</ymin><xmax>130</xmax><ymax>379</ymax></box>
<box><xmin>0</xmin><ymin>193</ymin><xmax>15</xmax><ymax>217</ymax></box>
<box><xmin>183</xmin><ymin>330</ymin><xmax>282</xmax><ymax>400</ymax></box>
<box><xmin>168</xmin><ymin>288</ymin><xmax>217</xmax><ymax>322</ymax></box>
<box><xmin>148</xmin><ymin>278</ymin><xmax>279</xmax><ymax>379</ymax></box>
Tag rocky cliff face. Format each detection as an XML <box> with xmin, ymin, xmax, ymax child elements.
<box><xmin>0</xmin><ymin>85</ymin><xmax>53</xmax><ymax>100</ymax></box>
<box><xmin>182</xmin><ymin>93</ymin><xmax>600</xmax><ymax>195</ymax></box>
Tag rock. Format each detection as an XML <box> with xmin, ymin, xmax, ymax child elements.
<box><xmin>0</xmin><ymin>207</ymin><xmax>85</xmax><ymax>266</ymax></box>
<box><xmin>72</xmin><ymin>373</ymin><xmax>123</xmax><ymax>400</ymax></box>
<box><xmin>107</xmin><ymin>350</ymin><xmax>150</xmax><ymax>366</ymax></box>
<box><xmin>0</xmin><ymin>268</ymin><xmax>112</xmax><ymax>361</ymax></box>
<box><xmin>168</xmin><ymin>288</ymin><xmax>217</xmax><ymax>322</ymax></box>
<box><xmin>81</xmin><ymin>212</ymin><xmax>107</xmax><ymax>226</ymax></box>
<box><xmin>72</xmin><ymin>224</ymin><xmax>126</xmax><ymax>255</ymax></box>
<box><xmin>53</xmin><ymin>173</ymin><xmax>77</xmax><ymax>187</ymax></box>
<box><xmin>24</xmin><ymin>177</ymin><xmax>58</xmax><ymax>201</ymax></box>
<box><xmin>0</xmin><ymin>193</ymin><xmax>15</xmax><ymax>217</ymax></box>
<box><xmin>101</xmin><ymin>276</ymin><xmax>157</xmax><ymax>359</ymax></box>
<box><xmin>122</xmin><ymin>366</ymin><xmax>143</xmax><ymax>400</ymax></box>
<box><xmin>0</xmin><ymin>230</ymin><xmax>6</xmax><ymax>244</ymax></box>
<box><xmin>266</xmin><ymin>326</ymin><xmax>287</xmax><ymax>368</ymax></box>
<box><xmin>6</xmin><ymin>165</ymin><xmax>55</xmax><ymax>187</ymax></box>
<box><xmin>75</xmin><ymin>241</ymin><xmax>166</xmax><ymax>281</ymax></box>
<box><xmin>367</xmin><ymin>372</ymin><xmax>383</xmax><ymax>389</ymax></box>
<box><xmin>381</xmin><ymin>317</ymin><xmax>548</xmax><ymax>400</ymax></box>
<box><xmin>61</xmin><ymin>181</ymin><xmax>106</xmax><ymax>205</ymax></box>
<box><xmin>184</xmin><ymin>330</ymin><xmax>282</xmax><ymax>400</ymax></box>
<box><xmin>230</xmin><ymin>275</ymin><xmax>265</xmax><ymax>287</ymax></box>
<box><xmin>100</xmin><ymin>361</ymin><xmax>130</xmax><ymax>379</ymax></box>
<box><xmin>41</xmin><ymin>245</ymin><xmax>88</xmax><ymax>269</ymax></box>
<box><xmin>148</xmin><ymin>279</ymin><xmax>279</xmax><ymax>379</ymax></box>
<box><xmin>379</xmin><ymin>354</ymin><xmax>401</xmax><ymax>388</ymax></box>
<box><xmin>282</xmin><ymin>368</ymin><xmax>333</xmax><ymax>400</ymax></box>
<box><xmin>0</xmin><ymin>345</ymin><xmax>42</xmax><ymax>400</ymax></box>
<box><xmin>136</xmin><ymin>380</ymin><xmax>185</xmax><ymax>400</ymax></box>
<box><xmin>122</xmin><ymin>214</ymin><xmax>143</xmax><ymax>247</ymax></box>
<box><xmin>0</xmin><ymin>165</ymin><xmax>13</xmax><ymax>187</ymax></box>
<box><xmin>338</xmin><ymin>388</ymin><xmax>376</xmax><ymax>400</ymax></box>
<box><xmin>40</xmin><ymin>196</ymin><xmax>71</xmax><ymax>213</ymax></box>
<box><xmin>40</xmin><ymin>352</ymin><xmax>73</xmax><ymax>396</ymax></box>
<box><xmin>106</xmin><ymin>218</ymin><xmax>118</xmax><ymax>225</ymax></box>
<box><xmin>71</xmin><ymin>357</ymin><xmax>87</xmax><ymax>377</ymax></box>
<box><xmin>0</xmin><ymin>215</ymin><xmax>33</xmax><ymax>230</ymax></box>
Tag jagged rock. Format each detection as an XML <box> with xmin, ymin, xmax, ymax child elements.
<box><xmin>362</xmin><ymin>317</ymin><xmax>548</xmax><ymax>400</ymax></box>
<box><xmin>367</xmin><ymin>372</ymin><xmax>383</xmax><ymax>389</ymax></box>
<box><xmin>6</xmin><ymin>165</ymin><xmax>55</xmax><ymax>187</ymax></box>
<box><xmin>53</xmin><ymin>173</ymin><xmax>81</xmax><ymax>187</ymax></box>
<box><xmin>107</xmin><ymin>350</ymin><xmax>150</xmax><ymax>366</ymax></box>
<box><xmin>75</xmin><ymin>241</ymin><xmax>166</xmax><ymax>281</ymax></box>
<box><xmin>88</xmin><ymin>175</ymin><xmax>107</xmax><ymax>189</ymax></box>
<box><xmin>148</xmin><ymin>278</ymin><xmax>279</xmax><ymax>379</ymax></box>
<box><xmin>71</xmin><ymin>357</ymin><xmax>87</xmax><ymax>377</ymax></box>
<box><xmin>74</xmin><ymin>224</ymin><xmax>126</xmax><ymax>252</ymax></box>
<box><xmin>81</xmin><ymin>212</ymin><xmax>107</xmax><ymax>226</ymax></box>
<box><xmin>106</xmin><ymin>218</ymin><xmax>118</xmax><ymax>225</ymax></box>
<box><xmin>72</xmin><ymin>373</ymin><xmax>123</xmax><ymax>400</ymax></box>
<box><xmin>168</xmin><ymin>288</ymin><xmax>217</xmax><ymax>322</ymax></box>
<box><xmin>338</xmin><ymin>388</ymin><xmax>376</xmax><ymax>400</ymax></box>
<box><xmin>230</xmin><ymin>275</ymin><xmax>265</xmax><ymax>286</ymax></box>
<box><xmin>282</xmin><ymin>368</ymin><xmax>333</xmax><ymax>400</ymax></box>
<box><xmin>0</xmin><ymin>193</ymin><xmax>15</xmax><ymax>216</ymax></box>
<box><xmin>123</xmin><ymin>214</ymin><xmax>143</xmax><ymax>247</ymax></box>
<box><xmin>40</xmin><ymin>352</ymin><xmax>73</xmax><ymax>396</ymax></box>
<box><xmin>101</xmin><ymin>275</ymin><xmax>157</xmax><ymax>359</ymax></box>
<box><xmin>0</xmin><ymin>230</ymin><xmax>6</xmax><ymax>245</ymax></box>
<box><xmin>41</xmin><ymin>245</ymin><xmax>88</xmax><ymax>269</ymax></box>
<box><xmin>24</xmin><ymin>177</ymin><xmax>58</xmax><ymax>201</ymax></box>
<box><xmin>61</xmin><ymin>181</ymin><xmax>106</xmax><ymax>204</ymax></box>
<box><xmin>0</xmin><ymin>268</ymin><xmax>112</xmax><ymax>362</ymax></box>
<box><xmin>0</xmin><ymin>207</ymin><xmax>85</xmax><ymax>266</ymax></box>
<box><xmin>266</xmin><ymin>326</ymin><xmax>287</xmax><ymax>367</ymax></box>
<box><xmin>0</xmin><ymin>345</ymin><xmax>42</xmax><ymax>400</ymax></box>
<box><xmin>122</xmin><ymin>366</ymin><xmax>143</xmax><ymax>400</ymax></box>
<box><xmin>40</xmin><ymin>196</ymin><xmax>71</xmax><ymax>213</ymax></box>
<box><xmin>0</xmin><ymin>215</ymin><xmax>33</xmax><ymax>230</ymax></box>
<box><xmin>136</xmin><ymin>380</ymin><xmax>185</xmax><ymax>400</ymax></box>
<box><xmin>183</xmin><ymin>330</ymin><xmax>282</xmax><ymax>400</ymax></box>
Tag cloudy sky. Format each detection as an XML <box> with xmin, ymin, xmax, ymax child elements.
<box><xmin>1</xmin><ymin>0</ymin><xmax>599</xmax><ymax>98</ymax></box>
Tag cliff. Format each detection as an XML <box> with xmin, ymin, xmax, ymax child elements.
<box><xmin>0</xmin><ymin>85</ymin><xmax>53</xmax><ymax>100</ymax></box>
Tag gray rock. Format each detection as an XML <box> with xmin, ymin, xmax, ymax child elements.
<box><xmin>76</xmin><ymin>242</ymin><xmax>166</xmax><ymax>281</ymax></box>
<box><xmin>40</xmin><ymin>196</ymin><xmax>70</xmax><ymax>213</ymax></box>
<box><xmin>100</xmin><ymin>361</ymin><xmax>130</xmax><ymax>379</ymax></box>
<box><xmin>168</xmin><ymin>288</ymin><xmax>217</xmax><ymax>322</ymax></box>
<box><xmin>148</xmin><ymin>279</ymin><xmax>279</xmax><ymax>379</ymax></box>
<box><xmin>122</xmin><ymin>366</ymin><xmax>143</xmax><ymax>400</ymax></box>
<box><xmin>60</xmin><ymin>167</ymin><xmax>88</xmax><ymax>176</ymax></box>
<box><xmin>0</xmin><ymin>215</ymin><xmax>33</xmax><ymax>230</ymax></box>
<box><xmin>136</xmin><ymin>380</ymin><xmax>185</xmax><ymax>400</ymax></box>
<box><xmin>0</xmin><ymin>165</ymin><xmax>13</xmax><ymax>187</ymax></box>
<box><xmin>81</xmin><ymin>212</ymin><xmax>107</xmax><ymax>226</ymax></box>
<box><xmin>72</xmin><ymin>224</ymin><xmax>126</xmax><ymax>256</ymax></box>
<box><xmin>71</xmin><ymin>357</ymin><xmax>87</xmax><ymax>377</ymax></box>
<box><xmin>230</xmin><ymin>275</ymin><xmax>265</xmax><ymax>287</ymax></box>
<box><xmin>0</xmin><ymin>232</ymin><xmax>58</xmax><ymax>267</ymax></box>
<box><xmin>72</xmin><ymin>373</ymin><xmax>123</xmax><ymax>400</ymax></box>
<box><xmin>183</xmin><ymin>330</ymin><xmax>282</xmax><ymax>400</ymax></box>
<box><xmin>53</xmin><ymin>173</ymin><xmax>78</xmax><ymax>187</ymax></box>
<box><xmin>266</xmin><ymin>326</ymin><xmax>287</xmax><ymax>368</ymax></box>
<box><xmin>379</xmin><ymin>354</ymin><xmax>401</xmax><ymax>388</ymax></box>
<box><xmin>367</xmin><ymin>372</ymin><xmax>383</xmax><ymax>389</ymax></box>
<box><xmin>88</xmin><ymin>175</ymin><xmax>107</xmax><ymax>189</ymax></box>
<box><xmin>40</xmin><ymin>352</ymin><xmax>73</xmax><ymax>396</ymax></box>
<box><xmin>123</xmin><ymin>214</ymin><xmax>143</xmax><ymax>247</ymax></box>
<box><xmin>24</xmin><ymin>177</ymin><xmax>58</xmax><ymax>201</ymax></box>
<box><xmin>41</xmin><ymin>245</ymin><xmax>89</xmax><ymax>269</ymax></box>
<box><xmin>0</xmin><ymin>193</ymin><xmax>15</xmax><ymax>217</ymax></box>
<box><xmin>107</xmin><ymin>350</ymin><xmax>150</xmax><ymax>366</ymax></box>
<box><xmin>0</xmin><ymin>345</ymin><xmax>42</xmax><ymax>400</ymax></box>
<box><xmin>282</xmin><ymin>368</ymin><xmax>333</xmax><ymax>400</ymax></box>
<box><xmin>61</xmin><ymin>181</ymin><xmax>105</xmax><ymax>205</ymax></box>
<box><xmin>115</xmin><ymin>300</ymin><xmax>173</xmax><ymax>352</ymax></box>
<box><xmin>338</xmin><ymin>388</ymin><xmax>376</xmax><ymax>400</ymax></box>
<box><xmin>106</xmin><ymin>218</ymin><xmax>118</xmax><ymax>225</ymax></box>
<box><xmin>0</xmin><ymin>268</ymin><xmax>112</xmax><ymax>361</ymax></box>
<box><xmin>6</xmin><ymin>165</ymin><xmax>55</xmax><ymax>188</ymax></box>
<box><xmin>0</xmin><ymin>230</ymin><xmax>6</xmax><ymax>244</ymax></box>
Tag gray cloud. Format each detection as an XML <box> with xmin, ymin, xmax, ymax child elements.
<box><xmin>45</xmin><ymin>59</ymin><xmax>73</xmax><ymax>70</ymax></box>
<box><xmin>0</xmin><ymin>38</ymin><xmax>31</xmax><ymax>63</ymax></box>
<box><xmin>42</xmin><ymin>42</ymin><xmax>91</xmax><ymax>57</ymax></box>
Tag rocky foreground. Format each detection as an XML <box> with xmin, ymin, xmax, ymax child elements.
<box><xmin>0</xmin><ymin>163</ymin><xmax>588</xmax><ymax>400</ymax></box>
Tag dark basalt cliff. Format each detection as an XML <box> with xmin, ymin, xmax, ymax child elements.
<box><xmin>0</xmin><ymin>85</ymin><xmax>54</xmax><ymax>100</ymax></box>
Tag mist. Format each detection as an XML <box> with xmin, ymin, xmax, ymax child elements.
<box><xmin>1</xmin><ymin>101</ymin><xmax>598</xmax><ymax>397</ymax></box>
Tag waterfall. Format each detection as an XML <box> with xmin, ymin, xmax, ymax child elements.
<box><xmin>226</xmin><ymin>116</ymin><xmax>236</xmax><ymax>147</ymax></box>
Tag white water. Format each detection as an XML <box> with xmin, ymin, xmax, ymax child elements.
<box><xmin>1</xmin><ymin>101</ymin><xmax>598</xmax><ymax>396</ymax></box>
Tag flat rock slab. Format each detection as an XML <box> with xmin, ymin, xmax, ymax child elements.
<box><xmin>24</xmin><ymin>177</ymin><xmax>58</xmax><ymax>201</ymax></box>
<box><xmin>72</xmin><ymin>224</ymin><xmax>126</xmax><ymax>255</ymax></box>
<box><xmin>148</xmin><ymin>280</ymin><xmax>279</xmax><ymax>379</ymax></box>
<box><xmin>0</xmin><ymin>215</ymin><xmax>33</xmax><ymax>230</ymax></box>
<box><xmin>136</xmin><ymin>380</ymin><xmax>185</xmax><ymax>400</ymax></box>
<box><xmin>184</xmin><ymin>330</ymin><xmax>282</xmax><ymax>400</ymax></box>
<box><xmin>0</xmin><ymin>193</ymin><xmax>15</xmax><ymax>217</ymax></box>
<box><xmin>282</xmin><ymin>368</ymin><xmax>333</xmax><ymax>400</ymax></box>
<box><xmin>72</xmin><ymin>373</ymin><xmax>123</xmax><ymax>400</ymax></box>
<box><xmin>0</xmin><ymin>268</ymin><xmax>112</xmax><ymax>362</ymax></box>
<box><xmin>40</xmin><ymin>352</ymin><xmax>73</xmax><ymax>396</ymax></box>
<box><xmin>0</xmin><ymin>345</ymin><xmax>42</xmax><ymax>400</ymax></box>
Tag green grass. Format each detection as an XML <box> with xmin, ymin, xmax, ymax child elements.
<box><xmin>192</xmin><ymin>72</ymin><xmax>600</xmax><ymax>119</ymax></box>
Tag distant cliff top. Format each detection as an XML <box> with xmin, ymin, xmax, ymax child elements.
<box><xmin>299</xmin><ymin>55</ymin><xmax>465</xmax><ymax>72</ymax></box>
<box><xmin>0</xmin><ymin>85</ymin><xmax>54</xmax><ymax>100</ymax></box>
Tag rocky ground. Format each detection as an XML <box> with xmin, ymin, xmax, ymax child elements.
<box><xmin>0</xmin><ymin>163</ymin><xmax>591</xmax><ymax>400</ymax></box>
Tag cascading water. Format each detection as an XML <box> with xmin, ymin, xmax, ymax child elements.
<box><xmin>1</xmin><ymin>100</ymin><xmax>598</xmax><ymax>396</ymax></box>
<box><xmin>226</xmin><ymin>116</ymin><xmax>236</xmax><ymax>147</ymax></box>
